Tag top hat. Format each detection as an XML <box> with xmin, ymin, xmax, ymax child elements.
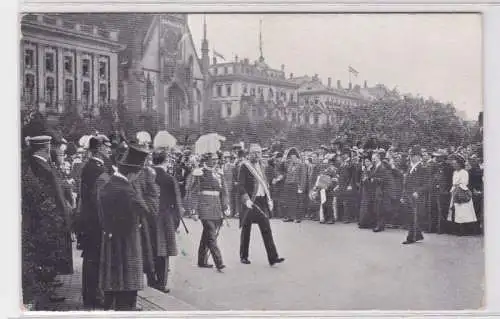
<box><xmin>89</xmin><ymin>135</ymin><xmax>111</xmax><ymax>150</ymax></box>
<box><xmin>232</xmin><ymin>143</ymin><xmax>243</xmax><ymax>150</ymax></box>
<box><xmin>119</xmin><ymin>145</ymin><xmax>150</xmax><ymax>167</ymax></box>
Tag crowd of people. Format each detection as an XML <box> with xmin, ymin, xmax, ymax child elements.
<box><xmin>21</xmin><ymin>125</ymin><xmax>483</xmax><ymax>311</ymax></box>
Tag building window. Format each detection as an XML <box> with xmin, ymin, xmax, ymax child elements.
<box><xmin>99</xmin><ymin>83</ymin><xmax>108</xmax><ymax>104</ymax></box>
<box><xmin>289</xmin><ymin>92</ymin><xmax>294</xmax><ymax>103</ymax></box>
<box><xmin>25</xmin><ymin>49</ymin><xmax>34</xmax><ymax>70</ymax></box>
<box><xmin>145</xmin><ymin>76</ymin><xmax>154</xmax><ymax>109</ymax></box>
<box><xmin>45</xmin><ymin>52</ymin><xmax>55</xmax><ymax>73</ymax></box>
<box><xmin>305</xmin><ymin>113</ymin><xmax>310</xmax><ymax>124</ymax></box>
<box><xmin>226</xmin><ymin>84</ymin><xmax>232</xmax><ymax>96</ymax></box>
<box><xmin>99</xmin><ymin>61</ymin><xmax>107</xmax><ymax>80</ymax></box>
<box><xmin>250</xmin><ymin>88</ymin><xmax>256</xmax><ymax>97</ymax></box>
<box><xmin>216</xmin><ymin>85</ymin><xmax>222</xmax><ymax>97</ymax></box>
<box><xmin>226</xmin><ymin>103</ymin><xmax>232</xmax><ymax>117</ymax></box>
<box><xmin>213</xmin><ymin>67</ymin><xmax>218</xmax><ymax>75</ymax></box>
<box><xmin>315</xmin><ymin>98</ymin><xmax>319</xmax><ymax>105</ymax></box>
<box><xmin>64</xmin><ymin>56</ymin><xmax>73</xmax><ymax>74</ymax></box>
<box><xmin>82</xmin><ymin>81</ymin><xmax>90</xmax><ymax>108</ymax></box>
<box><xmin>24</xmin><ymin>74</ymin><xmax>35</xmax><ymax>105</ymax></box>
<box><xmin>242</xmin><ymin>84</ymin><xmax>248</xmax><ymax>94</ymax></box>
<box><xmin>82</xmin><ymin>59</ymin><xmax>90</xmax><ymax>77</ymax></box>
<box><xmin>268</xmin><ymin>88</ymin><xmax>274</xmax><ymax>99</ymax></box>
<box><xmin>64</xmin><ymin>79</ymin><xmax>73</xmax><ymax>102</ymax></box>
<box><xmin>305</xmin><ymin>97</ymin><xmax>310</xmax><ymax>104</ymax></box>
<box><xmin>314</xmin><ymin>113</ymin><xmax>319</xmax><ymax>125</ymax></box>
<box><xmin>224</xmin><ymin>66</ymin><xmax>228</xmax><ymax>74</ymax></box>
<box><xmin>45</xmin><ymin>76</ymin><xmax>55</xmax><ymax>108</ymax></box>
<box><xmin>292</xmin><ymin>112</ymin><xmax>297</xmax><ymax>122</ymax></box>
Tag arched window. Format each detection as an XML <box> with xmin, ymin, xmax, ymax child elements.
<box><xmin>24</xmin><ymin>74</ymin><xmax>35</xmax><ymax>105</ymax></box>
<box><xmin>82</xmin><ymin>81</ymin><xmax>91</xmax><ymax>109</ymax></box>
<box><xmin>45</xmin><ymin>76</ymin><xmax>55</xmax><ymax>108</ymax></box>
<box><xmin>186</xmin><ymin>55</ymin><xmax>194</xmax><ymax>84</ymax></box>
<box><xmin>64</xmin><ymin>79</ymin><xmax>74</xmax><ymax>104</ymax></box>
<box><xmin>145</xmin><ymin>74</ymin><xmax>154</xmax><ymax>110</ymax></box>
<box><xmin>99</xmin><ymin>83</ymin><xmax>108</xmax><ymax>105</ymax></box>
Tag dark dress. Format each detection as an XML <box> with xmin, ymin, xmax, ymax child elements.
<box><xmin>358</xmin><ymin>166</ymin><xmax>376</xmax><ymax>228</ymax></box>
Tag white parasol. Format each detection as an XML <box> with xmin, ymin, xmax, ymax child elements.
<box><xmin>194</xmin><ymin>133</ymin><xmax>226</xmax><ymax>155</ymax></box>
<box><xmin>153</xmin><ymin>130</ymin><xmax>177</xmax><ymax>149</ymax></box>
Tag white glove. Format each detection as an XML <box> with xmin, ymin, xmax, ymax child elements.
<box><xmin>268</xmin><ymin>200</ymin><xmax>274</xmax><ymax>212</ymax></box>
<box><xmin>245</xmin><ymin>199</ymin><xmax>253</xmax><ymax>209</ymax></box>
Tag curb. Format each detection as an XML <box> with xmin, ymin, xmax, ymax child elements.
<box><xmin>138</xmin><ymin>286</ymin><xmax>199</xmax><ymax>311</ymax></box>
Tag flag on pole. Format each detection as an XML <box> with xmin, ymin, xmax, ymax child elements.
<box><xmin>213</xmin><ymin>50</ymin><xmax>226</xmax><ymax>61</ymax></box>
<box><xmin>348</xmin><ymin>65</ymin><xmax>359</xmax><ymax>77</ymax></box>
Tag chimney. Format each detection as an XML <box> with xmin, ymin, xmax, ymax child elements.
<box><xmin>364</xmin><ymin>80</ymin><xmax>368</xmax><ymax>88</ymax></box>
<box><xmin>213</xmin><ymin>56</ymin><xmax>217</xmax><ymax>65</ymax></box>
<box><xmin>281</xmin><ymin>64</ymin><xmax>285</xmax><ymax>72</ymax></box>
<box><xmin>337</xmin><ymin>80</ymin><xmax>342</xmax><ymax>89</ymax></box>
<box><xmin>328</xmin><ymin>77</ymin><xmax>332</xmax><ymax>88</ymax></box>
<box><xmin>290</xmin><ymin>73</ymin><xmax>294</xmax><ymax>79</ymax></box>
<box><xmin>235</xmin><ymin>55</ymin><xmax>239</xmax><ymax>62</ymax></box>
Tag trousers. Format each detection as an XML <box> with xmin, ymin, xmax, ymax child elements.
<box><xmin>240</xmin><ymin>196</ymin><xmax>279</xmax><ymax>263</ymax></box>
<box><xmin>197</xmin><ymin>219</ymin><xmax>224</xmax><ymax>268</ymax></box>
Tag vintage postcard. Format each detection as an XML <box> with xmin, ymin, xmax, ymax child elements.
<box><xmin>19</xmin><ymin>12</ymin><xmax>483</xmax><ymax>312</ymax></box>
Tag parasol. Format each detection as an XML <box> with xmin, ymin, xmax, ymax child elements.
<box><xmin>153</xmin><ymin>130</ymin><xmax>177</xmax><ymax>149</ymax></box>
<box><xmin>194</xmin><ymin>133</ymin><xmax>226</xmax><ymax>155</ymax></box>
<box><xmin>136</xmin><ymin>131</ymin><xmax>152</xmax><ymax>146</ymax></box>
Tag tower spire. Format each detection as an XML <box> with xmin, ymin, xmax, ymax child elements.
<box><xmin>259</xmin><ymin>18</ymin><xmax>264</xmax><ymax>62</ymax></box>
<box><xmin>203</xmin><ymin>14</ymin><xmax>207</xmax><ymax>41</ymax></box>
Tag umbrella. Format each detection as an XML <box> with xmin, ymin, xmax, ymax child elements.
<box><xmin>153</xmin><ymin>130</ymin><xmax>177</xmax><ymax>149</ymax></box>
<box><xmin>194</xmin><ymin>133</ymin><xmax>226</xmax><ymax>155</ymax></box>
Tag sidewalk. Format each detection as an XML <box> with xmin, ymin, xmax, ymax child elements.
<box><xmin>39</xmin><ymin>243</ymin><xmax>197</xmax><ymax>312</ymax></box>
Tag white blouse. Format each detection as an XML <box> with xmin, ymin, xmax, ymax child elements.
<box><xmin>451</xmin><ymin>169</ymin><xmax>469</xmax><ymax>192</ymax></box>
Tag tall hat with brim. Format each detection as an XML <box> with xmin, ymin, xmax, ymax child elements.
<box><xmin>119</xmin><ymin>145</ymin><xmax>150</xmax><ymax>167</ymax></box>
<box><xmin>89</xmin><ymin>134</ymin><xmax>112</xmax><ymax>151</ymax></box>
<box><xmin>449</xmin><ymin>153</ymin><xmax>466</xmax><ymax>165</ymax></box>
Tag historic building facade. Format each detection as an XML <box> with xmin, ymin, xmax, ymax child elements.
<box><xmin>20</xmin><ymin>13</ymin><xmax>124</xmax><ymax>117</ymax></box>
<box><xmin>62</xmin><ymin>13</ymin><xmax>205</xmax><ymax>131</ymax></box>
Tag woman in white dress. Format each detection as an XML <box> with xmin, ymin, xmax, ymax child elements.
<box><xmin>447</xmin><ymin>153</ymin><xmax>477</xmax><ymax>236</ymax></box>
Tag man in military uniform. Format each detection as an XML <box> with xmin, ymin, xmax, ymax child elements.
<box><xmin>78</xmin><ymin>135</ymin><xmax>111</xmax><ymax>309</ymax></box>
<box><xmin>189</xmin><ymin>152</ymin><xmax>228</xmax><ymax>271</ymax></box>
<box><xmin>429</xmin><ymin>149</ymin><xmax>453</xmax><ymax>234</ymax></box>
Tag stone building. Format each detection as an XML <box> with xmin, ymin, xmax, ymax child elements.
<box><xmin>20</xmin><ymin>13</ymin><xmax>124</xmax><ymax>120</ymax></box>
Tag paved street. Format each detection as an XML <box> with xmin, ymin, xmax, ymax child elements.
<box><xmin>166</xmin><ymin>218</ymin><xmax>484</xmax><ymax>311</ymax></box>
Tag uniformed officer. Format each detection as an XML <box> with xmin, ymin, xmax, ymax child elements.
<box><xmin>189</xmin><ymin>152</ymin><xmax>229</xmax><ymax>271</ymax></box>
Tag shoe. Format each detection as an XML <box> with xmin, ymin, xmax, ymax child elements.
<box><xmin>326</xmin><ymin>220</ymin><xmax>335</xmax><ymax>224</ymax></box>
<box><xmin>373</xmin><ymin>227</ymin><xmax>385</xmax><ymax>233</ymax></box>
<box><xmin>402</xmin><ymin>240</ymin><xmax>416</xmax><ymax>245</ymax></box>
<box><xmin>198</xmin><ymin>263</ymin><xmax>214</xmax><ymax>268</ymax></box>
<box><xmin>295</xmin><ymin>220</ymin><xmax>302</xmax><ymax>223</ymax></box>
<box><xmin>319</xmin><ymin>220</ymin><xmax>326</xmax><ymax>224</ymax></box>
<box><xmin>216</xmin><ymin>265</ymin><xmax>226</xmax><ymax>272</ymax></box>
<box><xmin>154</xmin><ymin>286</ymin><xmax>170</xmax><ymax>294</ymax></box>
<box><xmin>270</xmin><ymin>257</ymin><xmax>285</xmax><ymax>266</ymax></box>
<box><xmin>284</xmin><ymin>218</ymin><xmax>293</xmax><ymax>222</ymax></box>
<box><xmin>343</xmin><ymin>220</ymin><xmax>351</xmax><ymax>224</ymax></box>
<box><xmin>416</xmin><ymin>233</ymin><xmax>424</xmax><ymax>241</ymax></box>
<box><xmin>240</xmin><ymin>258</ymin><xmax>251</xmax><ymax>265</ymax></box>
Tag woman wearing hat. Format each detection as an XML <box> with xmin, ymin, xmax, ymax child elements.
<box><xmin>282</xmin><ymin>147</ymin><xmax>306</xmax><ymax>223</ymax></box>
<box><xmin>447</xmin><ymin>153</ymin><xmax>478</xmax><ymax>236</ymax></box>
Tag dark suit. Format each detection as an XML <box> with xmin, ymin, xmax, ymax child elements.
<box><xmin>402</xmin><ymin>162</ymin><xmax>431</xmax><ymax>242</ymax></box>
<box><xmin>238</xmin><ymin>161</ymin><xmax>279</xmax><ymax>264</ymax></box>
<box><xmin>429</xmin><ymin>161</ymin><xmax>453</xmax><ymax>233</ymax></box>
<box><xmin>79</xmin><ymin>157</ymin><xmax>106</xmax><ymax>308</ymax></box>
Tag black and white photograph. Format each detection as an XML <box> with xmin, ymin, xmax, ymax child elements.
<box><xmin>18</xmin><ymin>11</ymin><xmax>484</xmax><ymax>312</ymax></box>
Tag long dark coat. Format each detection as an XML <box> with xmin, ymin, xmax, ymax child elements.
<box><xmin>358</xmin><ymin>166</ymin><xmax>377</xmax><ymax>228</ymax></box>
<box><xmin>29</xmin><ymin>156</ymin><xmax>73</xmax><ymax>275</ymax></box>
<box><xmin>153</xmin><ymin>166</ymin><xmax>183</xmax><ymax>257</ymax></box>
<box><xmin>78</xmin><ymin>158</ymin><xmax>105</xmax><ymax>260</ymax></box>
<box><xmin>132</xmin><ymin>167</ymin><xmax>158</xmax><ymax>274</ymax></box>
<box><xmin>98</xmin><ymin>174</ymin><xmax>145</xmax><ymax>292</ymax></box>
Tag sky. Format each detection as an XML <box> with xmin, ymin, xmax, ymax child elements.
<box><xmin>187</xmin><ymin>13</ymin><xmax>482</xmax><ymax>120</ymax></box>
